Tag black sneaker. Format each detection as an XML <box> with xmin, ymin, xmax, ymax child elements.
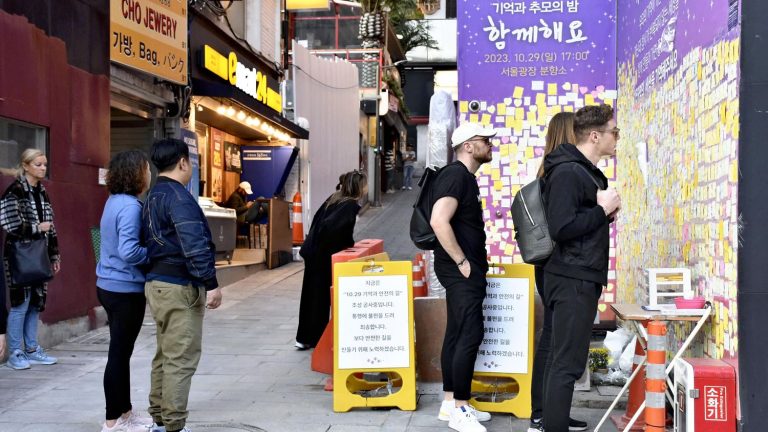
<box><xmin>528</xmin><ymin>418</ymin><xmax>544</xmax><ymax>432</ymax></box>
<box><xmin>569</xmin><ymin>417</ymin><xmax>588</xmax><ymax>431</ymax></box>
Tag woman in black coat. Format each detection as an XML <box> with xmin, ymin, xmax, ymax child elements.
<box><xmin>295</xmin><ymin>170</ymin><xmax>368</xmax><ymax>349</ymax></box>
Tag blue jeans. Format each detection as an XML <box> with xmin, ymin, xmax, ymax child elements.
<box><xmin>403</xmin><ymin>165</ymin><xmax>414</xmax><ymax>188</ymax></box>
<box><xmin>7</xmin><ymin>288</ymin><xmax>40</xmax><ymax>352</ymax></box>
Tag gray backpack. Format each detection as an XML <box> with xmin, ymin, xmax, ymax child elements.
<box><xmin>511</xmin><ymin>163</ymin><xmax>600</xmax><ymax>265</ymax></box>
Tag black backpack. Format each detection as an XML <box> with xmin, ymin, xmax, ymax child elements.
<box><xmin>511</xmin><ymin>163</ymin><xmax>601</xmax><ymax>265</ymax></box>
<box><xmin>409</xmin><ymin>166</ymin><xmax>442</xmax><ymax>250</ymax></box>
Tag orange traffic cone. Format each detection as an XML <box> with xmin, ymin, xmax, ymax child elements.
<box><xmin>413</xmin><ymin>253</ymin><xmax>427</xmax><ymax>297</ymax></box>
<box><xmin>645</xmin><ymin>321</ymin><xmax>668</xmax><ymax>432</ymax></box>
<box><xmin>292</xmin><ymin>192</ymin><xmax>303</xmax><ymax>245</ymax></box>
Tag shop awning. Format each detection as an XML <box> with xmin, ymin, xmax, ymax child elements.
<box><xmin>192</xmin><ymin>78</ymin><xmax>309</xmax><ymax>140</ymax></box>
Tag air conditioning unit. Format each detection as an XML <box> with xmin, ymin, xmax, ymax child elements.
<box><xmin>674</xmin><ymin>358</ymin><xmax>736</xmax><ymax>432</ymax></box>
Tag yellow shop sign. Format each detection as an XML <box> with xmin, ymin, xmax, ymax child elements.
<box><xmin>109</xmin><ymin>0</ymin><xmax>188</xmax><ymax>85</ymax></box>
<box><xmin>202</xmin><ymin>45</ymin><xmax>283</xmax><ymax>113</ymax></box>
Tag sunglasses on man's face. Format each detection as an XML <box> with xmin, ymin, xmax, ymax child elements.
<box><xmin>599</xmin><ymin>127</ymin><xmax>620</xmax><ymax>138</ymax></box>
<box><xmin>468</xmin><ymin>137</ymin><xmax>493</xmax><ymax>146</ymax></box>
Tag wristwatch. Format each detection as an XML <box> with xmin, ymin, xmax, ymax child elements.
<box><xmin>456</xmin><ymin>258</ymin><xmax>467</xmax><ymax>267</ymax></box>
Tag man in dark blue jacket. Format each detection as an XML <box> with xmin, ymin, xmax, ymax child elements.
<box><xmin>142</xmin><ymin>138</ymin><xmax>221</xmax><ymax>432</ymax></box>
<box><xmin>540</xmin><ymin>104</ymin><xmax>621</xmax><ymax>432</ymax></box>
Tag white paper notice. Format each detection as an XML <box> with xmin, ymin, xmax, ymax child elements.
<box><xmin>337</xmin><ymin>275</ymin><xmax>410</xmax><ymax>370</ymax></box>
<box><xmin>474</xmin><ymin>277</ymin><xmax>530</xmax><ymax>374</ymax></box>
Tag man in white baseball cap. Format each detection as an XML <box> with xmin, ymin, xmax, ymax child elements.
<box><xmin>451</xmin><ymin>122</ymin><xmax>497</xmax><ymax>151</ymax></box>
<box><xmin>431</xmin><ymin>120</ymin><xmax>496</xmax><ymax>432</ymax></box>
<box><xmin>224</xmin><ymin>181</ymin><xmax>254</xmax><ymax>222</ymax></box>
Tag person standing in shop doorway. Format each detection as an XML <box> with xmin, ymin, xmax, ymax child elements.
<box><xmin>541</xmin><ymin>104</ymin><xmax>620</xmax><ymax>432</ymax></box>
<box><xmin>142</xmin><ymin>138</ymin><xmax>222</xmax><ymax>432</ymax></box>
<box><xmin>224</xmin><ymin>181</ymin><xmax>254</xmax><ymax>223</ymax></box>
<box><xmin>401</xmin><ymin>145</ymin><xmax>416</xmax><ymax>190</ymax></box>
<box><xmin>431</xmin><ymin>122</ymin><xmax>496</xmax><ymax>432</ymax></box>
<box><xmin>385</xmin><ymin>146</ymin><xmax>396</xmax><ymax>193</ymax></box>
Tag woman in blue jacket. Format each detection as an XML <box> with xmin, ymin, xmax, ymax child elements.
<box><xmin>96</xmin><ymin>150</ymin><xmax>154</xmax><ymax>432</ymax></box>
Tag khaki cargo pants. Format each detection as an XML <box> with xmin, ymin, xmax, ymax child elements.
<box><xmin>145</xmin><ymin>280</ymin><xmax>206</xmax><ymax>432</ymax></box>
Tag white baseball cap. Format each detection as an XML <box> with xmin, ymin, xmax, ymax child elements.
<box><xmin>451</xmin><ymin>122</ymin><xmax>497</xmax><ymax>148</ymax></box>
<box><xmin>239</xmin><ymin>181</ymin><xmax>253</xmax><ymax>195</ymax></box>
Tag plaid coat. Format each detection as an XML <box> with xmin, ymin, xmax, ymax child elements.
<box><xmin>0</xmin><ymin>175</ymin><xmax>60</xmax><ymax>310</ymax></box>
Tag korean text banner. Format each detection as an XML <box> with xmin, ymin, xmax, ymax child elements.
<box><xmin>110</xmin><ymin>0</ymin><xmax>188</xmax><ymax>85</ymax></box>
<box><xmin>459</xmin><ymin>0</ymin><xmax>616</xmax><ymax>100</ymax></box>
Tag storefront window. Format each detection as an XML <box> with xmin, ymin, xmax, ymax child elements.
<box><xmin>0</xmin><ymin>117</ymin><xmax>48</xmax><ymax>177</ymax></box>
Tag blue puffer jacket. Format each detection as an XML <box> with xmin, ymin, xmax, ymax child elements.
<box><xmin>142</xmin><ymin>177</ymin><xmax>219</xmax><ymax>290</ymax></box>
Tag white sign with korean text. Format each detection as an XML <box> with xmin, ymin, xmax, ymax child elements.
<box><xmin>474</xmin><ymin>277</ymin><xmax>530</xmax><ymax>374</ymax></box>
<box><xmin>337</xmin><ymin>275</ymin><xmax>410</xmax><ymax>370</ymax></box>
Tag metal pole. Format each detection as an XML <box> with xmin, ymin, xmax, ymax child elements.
<box><xmin>373</xmin><ymin>119</ymin><xmax>382</xmax><ymax>207</ymax></box>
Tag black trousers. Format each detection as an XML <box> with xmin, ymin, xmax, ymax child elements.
<box><xmin>542</xmin><ymin>271</ymin><xmax>601</xmax><ymax>432</ymax></box>
<box><xmin>441</xmin><ymin>277</ymin><xmax>485</xmax><ymax>401</ymax></box>
<box><xmin>530</xmin><ymin>266</ymin><xmax>552</xmax><ymax>421</ymax></box>
<box><xmin>296</xmin><ymin>257</ymin><xmax>332</xmax><ymax>346</ymax></box>
<box><xmin>97</xmin><ymin>287</ymin><xmax>147</xmax><ymax>420</ymax></box>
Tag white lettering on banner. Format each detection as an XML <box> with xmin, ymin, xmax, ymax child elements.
<box><xmin>490</xmin><ymin>0</ymin><xmax>579</xmax><ymax>15</ymax></box>
<box><xmin>338</xmin><ymin>275</ymin><xmax>410</xmax><ymax>370</ymax></box>
<box><xmin>474</xmin><ymin>277</ymin><xmax>529</xmax><ymax>374</ymax></box>
<box><xmin>483</xmin><ymin>17</ymin><xmax>588</xmax><ymax>50</ymax></box>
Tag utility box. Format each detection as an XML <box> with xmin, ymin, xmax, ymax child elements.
<box><xmin>674</xmin><ymin>358</ymin><xmax>736</xmax><ymax>432</ymax></box>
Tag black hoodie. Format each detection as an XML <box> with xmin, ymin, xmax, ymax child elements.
<box><xmin>542</xmin><ymin>143</ymin><xmax>611</xmax><ymax>284</ymax></box>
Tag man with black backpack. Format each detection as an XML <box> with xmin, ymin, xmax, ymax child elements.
<box><xmin>539</xmin><ymin>104</ymin><xmax>621</xmax><ymax>432</ymax></box>
<box><xmin>430</xmin><ymin>122</ymin><xmax>495</xmax><ymax>432</ymax></box>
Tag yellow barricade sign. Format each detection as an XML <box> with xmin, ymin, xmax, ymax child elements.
<box><xmin>471</xmin><ymin>264</ymin><xmax>535</xmax><ymax>418</ymax></box>
<box><xmin>333</xmin><ymin>260</ymin><xmax>416</xmax><ymax>412</ymax></box>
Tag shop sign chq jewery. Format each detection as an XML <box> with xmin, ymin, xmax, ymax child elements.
<box><xmin>202</xmin><ymin>45</ymin><xmax>283</xmax><ymax>113</ymax></box>
<box><xmin>110</xmin><ymin>0</ymin><xmax>188</xmax><ymax>84</ymax></box>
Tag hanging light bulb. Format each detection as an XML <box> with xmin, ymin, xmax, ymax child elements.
<box><xmin>237</xmin><ymin>111</ymin><xmax>246</xmax><ymax>120</ymax></box>
<box><xmin>226</xmin><ymin>106</ymin><xmax>236</xmax><ymax>116</ymax></box>
<box><xmin>216</xmin><ymin>105</ymin><xmax>226</xmax><ymax>115</ymax></box>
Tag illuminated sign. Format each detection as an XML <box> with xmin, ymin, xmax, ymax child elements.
<box><xmin>202</xmin><ymin>45</ymin><xmax>283</xmax><ymax>113</ymax></box>
<box><xmin>286</xmin><ymin>0</ymin><xmax>330</xmax><ymax>11</ymax></box>
<box><xmin>110</xmin><ymin>0</ymin><xmax>188</xmax><ymax>84</ymax></box>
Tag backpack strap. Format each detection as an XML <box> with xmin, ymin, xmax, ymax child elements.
<box><xmin>570</xmin><ymin>162</ymin><xmax>604</xmax><ymax>190</ymax></box>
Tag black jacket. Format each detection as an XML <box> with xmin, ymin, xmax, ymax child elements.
<box><xmin>542</xmin><ymin>143</ymin><xmax>611</xmax><ymax>284</ymax></box>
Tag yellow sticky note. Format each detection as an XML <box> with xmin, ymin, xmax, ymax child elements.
<box><xmin>494</xmin><ymin>180</ymin><xmax>503</xmax><ymax>191</ymax></box>
<box><xmin>492</xmin><ymin>169</ymin><xmax>501</xmax><ymax>180</ymax></box>
<box><xmin>460</xmin><ymin>101</ymin><xmax>469</xmax><ymax>113</ymax></box>
<box><xmin>470</xmin><ymin>113</ymin><xmax>479</xmax><ymax>123</ymax></box>
<box><xmin>585</xmin><ymin>94</ymin><xmax>595</xmax><ymax>106</ymax></box>
<box><xmin>511</xmin><ymin>184</ymin><xmax>521</xmax><ymax>196</ymax></box>
<box><xmin>499</xmin><ymin>145</ymin><xmax>510</xmax><ymax>157</ymax></box>
<box><xmin>497</xmin><ymin>103</ymin><xmax>507</xmax><ymax>115</ymax></box>
<box><xmin>603</xmin><ymin>164</ymin><xmax>615</xmax><ymax>179</ymax></box>
<box><xmin>527</xmin><ymin>111</ymin><xmax>536</xmax><ymax>123</ymax></box>
<box><xmin>525</xmin><ymin>147</ymin><xmax>534</xmax><ymax>159</ymax></box>
<box><xmin>504</xmin><ymin>244</ymin><xmax>515</xmax><ymax>256</ymax></box>
<box><xmin>513</xmin><ymin>86</ymin><xmax>524</xmax><ymax>99</ymax></box>
<box><xmin>481</xmin><ymin>114</ymin><xmax>491</xmax><ymax>125</ymax></box>
<box><xmin>506</xmin><ymin>115</ymin><xmax>515</xmax><ymax>128</ymax></box>
<box><xmin>548</xmin><ymin>83</ymin><xmax>557</xmax><ymax>95</ymax></box>
<box><xmin>536</xmin><ymin>93</ymin><xmax>546</xmax><ymax>105</ymax></box>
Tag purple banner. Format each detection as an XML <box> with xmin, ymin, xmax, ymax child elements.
<box><xmin>459</xmin><ymin>0</ymin><xmax>616</xmax><ymax>99</ymax></box>
<box><xmin>618</xmin><ymin>0</ymin><xmax>739</xmax><ymax>96</ymax></box>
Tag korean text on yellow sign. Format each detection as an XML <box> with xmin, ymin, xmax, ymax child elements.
<box><xmin>110</xmin><ymin>0</ymin><xmax>188</xmax><ymax>85</ymax></box>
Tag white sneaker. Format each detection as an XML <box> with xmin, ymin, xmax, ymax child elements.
<box><xmin>438</xmin><ymin>400</ymin><xmax>491</xmax><ymax>422</ymax></box>
<box><xmin>100</xmin><ymin>417</ymin><xmax>151</xmax><ymax>432</ymax></box>
<box><xmin>124</xmin><ymin>412</ymin><xmax>153</xmax><ymax>427</ymax></box>
<box><xmin>448</xmin><ymin>405</ymin><xmax>487</xmax><ymax>432</ymax></box>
